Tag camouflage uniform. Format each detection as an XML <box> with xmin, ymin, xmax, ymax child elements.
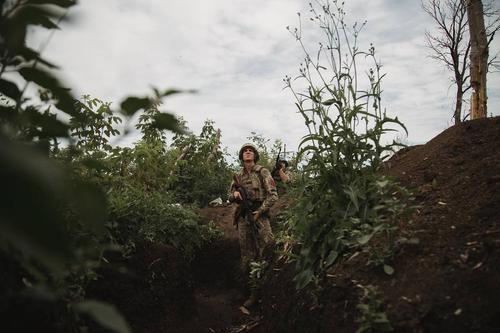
<box><xmin>228</xmin><ymin>164</ymin><xmax>278</xmax><ymax>273</ymax></box>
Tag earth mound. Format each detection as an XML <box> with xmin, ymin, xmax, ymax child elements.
<box><xmin>256</xmin><ymin>116</ymin><xmax>500</xmax><ymax>332</ymax></box>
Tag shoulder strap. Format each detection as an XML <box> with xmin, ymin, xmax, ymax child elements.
<box><xmin>254</xmin><ymin>165</ymin><xmax>265</xmax><ymax>186</ymax></box>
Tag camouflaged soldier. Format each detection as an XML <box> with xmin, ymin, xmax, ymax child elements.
<box><xmin>228</xmin><ymin>143</ymin><xmax>278</xmax><ymax>309</ymax></box>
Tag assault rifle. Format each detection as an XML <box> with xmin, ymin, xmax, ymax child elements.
<box><xmin>271</xmin><ymin>147</ymin><xmax>282</xmax><ymax>182</ymax></box>
<box><xmin>232</xmin><ymin>175</ymin><xmax>260</xmax><ymax>237</ymax></box>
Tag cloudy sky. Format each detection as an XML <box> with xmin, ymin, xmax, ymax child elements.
<box><xmin>29</xmin><ymin>0</ymin><xmax>500</xmax><ymax>157</ymax></box>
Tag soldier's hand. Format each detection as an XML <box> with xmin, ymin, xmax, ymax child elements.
<box><xmin>252</xmin><ymin>210</ymin><xmax>260</xmax><ymax>221</ymax></box>
<box><xmin>233</xmin><ymin>191</ymin><xmax>242</xmax><ymax>201</ymax></box>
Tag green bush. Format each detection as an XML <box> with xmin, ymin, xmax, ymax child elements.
<box><xmin>168</xmin><ymin>120</ymin><xmax>233</xmax><ymax>206</ymax></box>
<box><xmin>107</xmin><ymin>181</ymin><xmax>221</xmax><ymax>260</ymax></box>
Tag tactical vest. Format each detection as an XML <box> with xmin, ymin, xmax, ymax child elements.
<box><xmin>234</xmin><ymin>165</ymin><xmax>266</xmax><ymax>202</ymax></box>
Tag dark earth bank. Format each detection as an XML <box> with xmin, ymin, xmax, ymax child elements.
<box><xmin>255</xmin><ymin>116</ymin><xmax>500</xmax><ymax>333</ymax></box>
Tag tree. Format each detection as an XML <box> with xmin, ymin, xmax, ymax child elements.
<box><xmin>466</xmin><ymin>0</ymin><xmax>488</xmax><ymax>119</ymax></box>
<box><xmin>422</xmin><ymin>0</ymin><xmax>499</xmax><ymax>123</ymax></box>
<box><xmin>423</xmin><ymin>0</ymin><xmax>470</xmax><ymax>124</ymax></box>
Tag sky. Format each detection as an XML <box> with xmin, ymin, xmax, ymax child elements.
<box><xmin>28</xmin><ymin>0</ymin><xmax>500</xmax><ymax>158</ymax></box>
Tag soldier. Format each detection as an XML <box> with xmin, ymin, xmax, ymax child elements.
<box><xmin>272</xmin><ymin>159</ymin><xmax>292</xmax><ymax>195</ymax></box>
<box><xmin>228</xmin><ymin>143</ymin><xmax>278</xmax><ymax>310</ymax></box>
<box><xmin>274</xmin><ymin>159</ymin><xmax>291</xmax><ymax>182</ymax></box>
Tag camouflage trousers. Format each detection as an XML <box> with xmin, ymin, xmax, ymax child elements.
<box><xmin>237</xmin><ymin>216</ymin><xmax>274</xmax><ymax>274</ymax></box>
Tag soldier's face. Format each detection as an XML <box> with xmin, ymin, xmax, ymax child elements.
<box><xmin>242</xmin><ymin>148</ymin><xmax>255</xmax><ymax>162</ymax></box>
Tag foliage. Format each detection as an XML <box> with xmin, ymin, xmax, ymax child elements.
<box><xmin>59</xmin><ymin>100</ymin><xmax>225</xmax><ymax>259</ymax></box>
<box><xmin>168</xmin><ymin>119</ymin><xmax>233</xmax><ymax>206</ymax></box>
<box><xmin>0</xmin><ymin>1</ymin><xmax>194</xmax><ymax>332</ymax></box>
<box><xmin>248</xmin><ymin>260</ymin><xmax>269</xmax><ymax>292</ymax></box>
<box><xmin>71</xmin><ymin>95</ymin><xmax>122</xmax><ymax>153</ymax></box>
<box><xmin>107</xmin><ymin>182</ymin><xmax>221</xmax><ymax>260</ymax></box>
<box><xmin>1</xmin><ymin>0</ymin><xmax>77</xmax><ymax>145</ymax></box>
<box><xmin>355</xmin><ymin>284</ymin><xmax>393</xmax><ymax>333</ymax></box>
<box><xmin>283</xmin><ymin>0</ymin><xmax>412</xmax><ymax>289</ymax></box>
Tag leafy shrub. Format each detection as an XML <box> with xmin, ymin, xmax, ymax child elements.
<box><xmin>107</xmin><ymin>183</ymin><xmax>221</xmax><ymax>260</ymax></box>
<box><xmin>168</xmin><ymin>120</ymin><xmax>233</xmax><ymax>206</ymax></box>
<box><xmin>355</xmin><ymin>284</ymin><xmax>393</xmax><ymax>333</ymax></box>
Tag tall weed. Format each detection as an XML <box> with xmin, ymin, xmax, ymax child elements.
<box><xmin>285</xmin><ymin>0</ymin><xmax>412</xmax><ymax>288</ymax></box>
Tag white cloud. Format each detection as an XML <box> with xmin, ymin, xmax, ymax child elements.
<box><xmin>27</xmin><ymin>0</ymin><xmax>500</xmax><ymax>156</ymax></box>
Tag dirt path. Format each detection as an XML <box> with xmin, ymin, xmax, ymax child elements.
<box><xmin>173</xmin><ymin>205</ymin><xmax>261</xmax><ymax>333</ymax></box>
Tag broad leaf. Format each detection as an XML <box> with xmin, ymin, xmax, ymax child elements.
<box><xmin>383</xmin><ymin>264</ymin><xmax>394</xmax><ymax>275</ymax></box>
<box><xmin>18</xmin><ymin>67</ymin><xmax>75</xmax><ymax>115</ymax></box>
<box><xmin>325</xmin><ymin>250</ymin><xmax>338</xmax><ymax>266</ymax></box>
<box><xmin>0</xmin><ymin>138</ymin><xmax>73</xmax><ymax>270</ymax></box>
<box><xmin>23</xmin><ymin>107</ymin><xmax>70</xmax><ymax>137</ymax></box>
<box><xmin>18</xmin><ymin>47</ymin><xmax>58</xmax><ymax>68</ymax></box>
<box><xmin>357</xmin><ymin>233</ymin><xmax>373</xmax><ymax>245</ymax></box>
<box><xmin>120</xmin><ymin>96</ymin><xmax>151</xmax><ymax>116</ymax></box>
<box><xmin>75</xmin><ymin>300</ymin><xmax>131</xmax><ymax>333</ymax></box>
<box><xmin>152</xmin><ymin>112</ymin><xmax>184</xmax><ymax>133</ymax></box>
<box><xmin>29</xmin><ymin>0</ymin><xmax>77</xmax><ymax>7</ymax></box>
<box><xmin>0</xmin><ymin>79</ymin><xmax>21</xmax><ymax>100</ymax></box>
<box><xmin>12</xmin><ymin>6</ymin><xmax>60</xmax><ymax>30</ymax></box>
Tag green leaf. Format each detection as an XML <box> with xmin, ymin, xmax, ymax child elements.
<box><xmin>23</xmin><ymin>107</ymin><xmax>70</xmax><ymax>137</ymax></box>
<box><xmin>357</xmin><ymin>233</ymin><xmax>373</xmax><ymax>245</ymax></box>
<box><xmin>383</xmin><ymin>264</ymin><xmax>394</xmax><ymax>275</ymax></box>
<box><xmin>0</xmin><ymin>139</ymin><xmax>73</xmax><ymax>270</ymax></box>
<box><xmin>28</xmin><ymin>0</ymin><xmax>77</xmax><ymax>7</ymax></box>
<box><xmin>13</xmin><ymin>6</ymin><xmax>60</xmax><ymax>30</ymax></box>
<box><xmin>161</xmin><ymin>88</ymin><xmax>183</xmax><ymax>97</ymax></box>
<box><xmin>325</xmin><ymin>250</ymin><xmax>338</xmax><ymax>266</ymax></box>
<box><xmin>75</xmin><ymin>300</ymin><xmax>131</xmax><ymax>333</ymax></box>
<box><xmin>0</xmin><ymin>79</ymin><xmax>21</xmax><ymax>100</ymax></box>
<box><xmin>321</xmin><ymin>98</ymin><xmax>336</xmax><ymax>106</ymax></box>
<box><xmin>18</xmin><ymin>67</ymin><xmax>75</xmax><ymax>115</ymax></box>
<box><xmin>376</xmin><ymin>179</ymin><xmax>389</xmax><ymax>188</ymax></box>
<box><xmin>18</xmin><ymin>47</ymin><xmax>58</xmax><ymax>68</ymax></box>
<box><xmin>120</xmin><ymin>96</ymin><xmax>151</xmax><ymax>116</ymax></box>
<box><xmin>152</xmin><ymin>112</ymin><xmax>184</xmax><ymax>133</ymax></box>
<box><xmin>406</xmin><ymin>237</ymin><xmax>420</xmax><ymax>245</ymax></box>
<box><xmin>343</xmin><ymin>186</ymin><xmax>359</xmax><ymax>211</ymax></box>
<box><xmin>294</xmin><ymin>268</ymin><xmax>314</xmax><ymax>289</ymax></box>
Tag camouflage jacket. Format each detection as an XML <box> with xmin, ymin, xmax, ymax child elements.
<box><xmin>228</xmin><ymin>164</ymin><xmax>278</xmax><ymax>214</ymax></box>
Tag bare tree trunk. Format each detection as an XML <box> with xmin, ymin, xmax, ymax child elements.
<box><xmin>207</xmin><ymin>129</ymin><xmax>221</xmax><ymax>163</ymax></box>
<box><xmin>169</xmin><ymin>143</ymin><xmax>192</xmax><ymax>176</ymax></box>
<box><xmin>176</xmin><ymin>144</ymin><xmax>192</xmax><ymax>162</ymax></box>
<box><xmin>466</xmin><ymin>0</ymin><xmax>488</xmax><ymax>119</ymax></box>
<box><xmin>454</xmin><ymin>86</ymin><xmax>464</xmax><ymax>124</ymax></box>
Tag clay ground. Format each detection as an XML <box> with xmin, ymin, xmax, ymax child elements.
<box><xmin>88</xmin><ymin>116</ymin><xmax>500</xmax><ymax>333</ymax></box>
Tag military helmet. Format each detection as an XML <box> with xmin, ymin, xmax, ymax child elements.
<box><xmin>238</xmin><ymin>143</ymin><xmax>259</xmax><ymax>162</ymax></box>
<box><xmin>279</xmin><ymin>159</ymin><xmax>289</xmax><ymax>168</ymax></box>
